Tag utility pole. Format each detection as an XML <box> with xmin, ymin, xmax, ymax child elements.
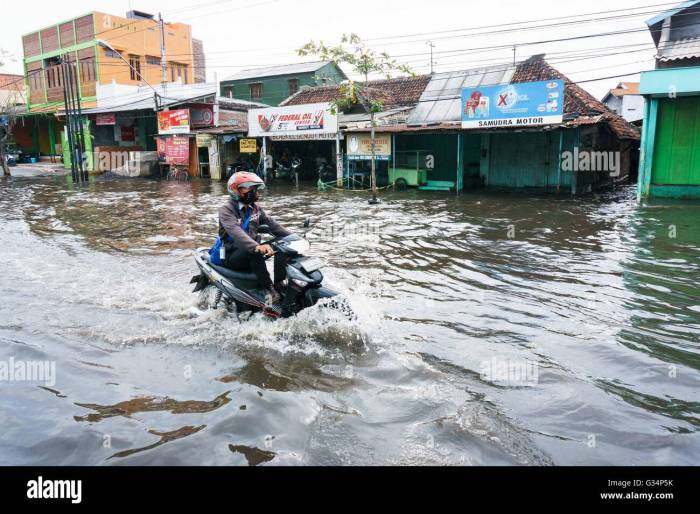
<box><xmin>61</xmin><ymin>55</ymin><xmax>87</xmax><ymax>183</ymax></box>
<box><xmin>513</xmin><ymin>46</ymin><xmax>517</xmax><ymax>65</ymax></box>
<box><xmin>159</xmin><ymin>13</ymin><xmax>167</xmax><ymax>91</ymax></box>
<box><xmin>427</xmin><ymin>41</ymin><xmax>436</xmax><ymax>75</ymax></box>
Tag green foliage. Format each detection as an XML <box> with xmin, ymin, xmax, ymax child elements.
<box><xmin>297</xmin><ymin>33</ymin><xmax>413</xmax><ymax>115</ymax></box>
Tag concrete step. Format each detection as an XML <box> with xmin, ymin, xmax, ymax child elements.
<box><xmin>418</xmin><ymin>180</ymin><xmax>454</xmax><ymax>191</ymax></box>
<box><xmin>418</xmin><ymin>186</ymin><xmax>453</xmax><ymax>191</ymax></box>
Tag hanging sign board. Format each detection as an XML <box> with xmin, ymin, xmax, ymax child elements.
<box><xmin>346</xmin><ymin>132</ymin><xmax>392</xmax><ymax>161</ymax></box>
<box><xmin>163</xmin><ymin>136</ymin><xmax>190</xmax><ymax>165</ymax></box>
<box><xmin>239</xmin><ymin>139</ymin><xmax>257</xmax><ymax>153</ymax></box>
<box><xmin>96</xmin><ymin>113</ymin><xmax>116</xmax><ymax>126</ymax></box>
<box><xmin>196</xmin><ymin>133</ymin><xmax>214</xmax><ymax>146</ymax></box>
<box><xmin>158</xmin><ymin>109</ymin><xmax>190</xmax><ymax>135</ymax></box>
<box><xmin>461</xmin><ymin>79</ymin><xmax>565</xmax><ymax>129</ymax></box>
<box><xmin>248</xmin><ymin>103</ymin><xmax>337</xmax><ymax>138</ymax></box>
<box><xmin>190</xmin><ymin>105</ymin><xmax>214</xmax><ymax>128</ymax></box>
<box><xmin>120</xmin><ymin>126</ymin><xmax>136</xmax><ymax>142</ymax></box>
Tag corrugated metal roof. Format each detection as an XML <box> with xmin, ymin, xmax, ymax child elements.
<box><xmin>657</xmin><ymin>35</ymin><xmax>700</xmax><ymax>61</ymax></box>
<box><xmin>222</xmin><ymin>61</ymin><xmax>333</xmax><ymax>82</ymax></box>
<box><xmin>80</xmin><ymin>83</ymin><xmax>218</xmax><ymax>114</ymax></box>
<box><xmin>407</xmin><ymin>64</ymin><xmax>516</xmax><ymax>126</ymax></box>
<box><xmin>646</xmin><ymin>0</ymin><xmax>700</xmax><ymax>27</ymax></box>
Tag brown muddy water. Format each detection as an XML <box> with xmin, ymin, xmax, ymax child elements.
<box><xmin>0</xmin><ymin>173</ymin><xmax>698</xmax><ymax>465</ymax></box>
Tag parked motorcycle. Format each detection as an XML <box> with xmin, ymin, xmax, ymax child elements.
<box><xmin>274</xmin><ymin>157</ymin><xmax>303</xmax><ymax>182</ymax></box>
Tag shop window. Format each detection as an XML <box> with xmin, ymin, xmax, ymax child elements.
<box><xmin>104</xmin><ymin>48</ymin><xmax>121</xmax><ymax>59</ymax></box>
<box><xmin>288</xmin><ymin>79</ymin><xmax>299</xmax><ymax>96</ymax></box>
<box><xmin>80</xmin><ymin>58</ymin><xmax>96</xmax><ymax>83</ymax></box>
<box><xmin>129</xmin><ymin>55</ymin><xmax>141</xmax><ymax>81</ymax></box>
<box><xmin>43</xmin><ymin>57</ymin><xmax>62</xmax><ymax>89</ymax></box>
<box><xmin>249</xmin><ymin>82</ymin><xmax>262</xmax><ymax>100</ymax></box>
<box><xmin>169</xmin><ymin>63</ymin><xmax>186</xmax><ymax>83</ymax></box>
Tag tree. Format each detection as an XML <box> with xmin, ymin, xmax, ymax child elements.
<box><xmin>298</xmin><ymin>34</ymin><xmax>413</xmax><ymax>203</ymax></box>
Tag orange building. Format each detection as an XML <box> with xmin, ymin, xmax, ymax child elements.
<box><xmin>22</xmin><ymin>10</ymin><xmax>199</xmax><ymax>113</ymax></box>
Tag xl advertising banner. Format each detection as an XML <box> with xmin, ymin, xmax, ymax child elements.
<box><xmin>158</xmin><ymin>109</ymin><xmax>191</xmax><ymax>135</ymax></box>
<box><xmin>461</xmin><ymin>79</ymin><xmax>565</xmax><ymax>129</ymax></box>
<box><xmin>248</xmin><ymin>103</ymin><xmax>338</xmax><ymax>138</ymax></box>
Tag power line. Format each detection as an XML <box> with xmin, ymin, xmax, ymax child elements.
<box><xmin>364</xmin><ymin>1</ymin><xmax>682</xmax><ymax>42</ymax></box>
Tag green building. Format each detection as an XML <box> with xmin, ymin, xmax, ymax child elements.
<box><xmin>219</xmin><ymin>61</ymin><xmax>347</xmax><ymax>106</ymax></box>
<box><xmin>637</xmin><ymin>1</ymin><xmax>700</xmax><ymax>199</ymax></box>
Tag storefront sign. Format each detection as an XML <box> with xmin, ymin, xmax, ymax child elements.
<box><xmin>248</xmin><ymin>103</ymin><xmax>338</xmax><ymax>138</ymax></box>
<box><xmin>218</xmin><ymin>110</ymin><xmax>245</xmax><ymax>129</ymax></box>
<box><xmin>158</xmin><ymin>109</ymin><xmax>190</xmax><ymax>135</ymax></box>
<box><xmin>163</xmin><ymin>136</ymin><xmax>190</xmax><ymax>165</ymax></box>
<box><xmin>96</xmin><ymin>113</ymin><xmax>116</xmax><ymax>126</ymax></box>
<box><xmin>346</xmin><ymin>132</ymin><xmax>392</xmax><ymax>160</ymax></box>
<box><xmin>190</xmin><ymin>105</ymin><xmax>214</xmax><ymax>128</ymax></box>
<box><xmin>120</xmin><ymin>126</ymin><xmax>136</xmax><ymax>142</ymax></box>
<box><xmin>461</xmin><ymin>79</ymin><xmax>564</xmax><ymax>129</ymax></box>
<box><xmin>196</xmin><ymin>133</ymin><xmax>214</xmax><ymax>146</ymax></box>
<box><xmin>239</xmin><ymin>138</ymin><xmax>257</xmax><ymax>153</ymax></box>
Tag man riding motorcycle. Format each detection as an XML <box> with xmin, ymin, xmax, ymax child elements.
<box><xmin>210</xmin><ymin>172</ymin><xmax>291</xmax><ymax>305</ymax></box>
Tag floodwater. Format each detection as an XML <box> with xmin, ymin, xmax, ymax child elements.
<box><xmin>0</xmin><ymin>173</ymin><xmax>698</xmax><ymax>466</ymax></box>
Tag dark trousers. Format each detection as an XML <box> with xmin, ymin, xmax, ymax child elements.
<box><xmin>224</xmin><ymin>246</ymin><xmax>286</xmax><ymax>290</ymax></box>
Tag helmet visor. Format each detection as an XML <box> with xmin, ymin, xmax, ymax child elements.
<box><xmin>238</xmin><ymin>181</ymin><xmax>265</xmax><ymax>190</ymax></box>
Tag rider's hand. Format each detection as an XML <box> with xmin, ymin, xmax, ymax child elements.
<box><xmin>256</xmin><ymin>244</ymin><xmax>274</xmax><ymax>257</ymax></box>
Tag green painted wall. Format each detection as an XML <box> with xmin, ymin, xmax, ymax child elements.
<box><xmin>219</xmin><ymin>62</ymin><xmax>347</xmax><ymax>106</ymax></box>
<box><xmin>652</xmin><ymin>96</ymin><xmax>700</xmax><ymax>186</ymax></box>
<box><xmin>482</xmin><ymin>130</ymin><xmax>575</xmax><ymax>190</ymax></box>
<box><xmin>394</xmin><ymin>132</ymin><xmax>481</xmax><ymax>184</ymax></box>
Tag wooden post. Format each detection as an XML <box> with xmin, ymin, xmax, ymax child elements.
<box><xmin>556</xmin><ymin>129</ymin><xmax>564</xmax><ymax>193</ymax></box>
<box><xmin>262</xmin><ymin>136</ymin><xmax>267</xmax><ymax>181</ymax></box>
<box><xmin>456</xmin><ymin>132</ymin><xmax>464</xmax><ymax>193</ymax></box>
<box><xmin>336</xmin><ymin>130</ymin><xmax>343</xmax><ymax>187</ymax></box>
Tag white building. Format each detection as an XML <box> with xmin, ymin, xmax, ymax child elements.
<box><xmin>602</xmin><ymin>82</ymin><xmax>644</xmax><ymax>124</ymax></box>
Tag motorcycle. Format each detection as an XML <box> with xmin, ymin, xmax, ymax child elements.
<box><xmin>190</xmin><ymin>219</ymin><xmax>351</xmax><ymax>320</ymax></box>
<box><xmin>226</xmin><ymin>162</ymin><xmax>253</xmax><ymax>181</ymax></box>
<box><xmin>274</xmin><ymin>157</ymin><xmax>303</xmax><ymax>182</ymax></box>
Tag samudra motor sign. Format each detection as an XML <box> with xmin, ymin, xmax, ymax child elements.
<box><xmin>461</xmin><ymin>79</ymin><xmax>565</xmax><ymax>129</ymax></box>
<box><xmin>248</xmin><ymin>103</ymin><xmax>338</xmax><ymax>140</ymax></box>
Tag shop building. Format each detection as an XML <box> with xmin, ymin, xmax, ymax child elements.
<box><xmin>638</xmin><ymin>1</ymin><xmax>700</xmax><ymax>199</ymax></box>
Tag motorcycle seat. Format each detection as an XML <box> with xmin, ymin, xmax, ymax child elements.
<box><xmin>204</xmin><ymin>254</ymin><xmax>260</xmax><ymax>284</ymax></box>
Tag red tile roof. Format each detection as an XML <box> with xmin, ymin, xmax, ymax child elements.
<box><xmin>283</xmin><ymin>56</ymin><xmax>639</xmax><ymax>141</ymax></box>
<box><xmin>281</xmin><ymin>74</ymin><xmax>432</xmax><ymax>109</ymax></box>
<box><xmin>512</xmin><ymin>55</ymin><xmax>640</xmax><ymax>140</ymax></box>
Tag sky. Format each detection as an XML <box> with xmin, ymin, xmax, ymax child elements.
<box><xmin>0</xmin><ymin>0</ymin><xmax>674</xmax><ymax>99</ymax></box>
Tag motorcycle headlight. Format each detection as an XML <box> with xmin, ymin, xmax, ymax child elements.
<box><xmin>287</xmin><ymin>238</ymin><xmax>310</xmax><ymax>254</ymax></box>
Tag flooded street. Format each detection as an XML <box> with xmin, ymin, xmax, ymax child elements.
<box><xmin>1</xmin><ymin>173</ymin><xmax>698</xmax><ymax>466</ymax></box>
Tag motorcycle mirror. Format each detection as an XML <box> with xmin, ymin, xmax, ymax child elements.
<box><xmin>258</xmin><ymin>224</ymin><xmax>271</xmax><ymax>234</ymax></box>
<box><xmin>303</xmin><ymin>218</ymin><xmax>311</xmax><ymax>229</ymax></box>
